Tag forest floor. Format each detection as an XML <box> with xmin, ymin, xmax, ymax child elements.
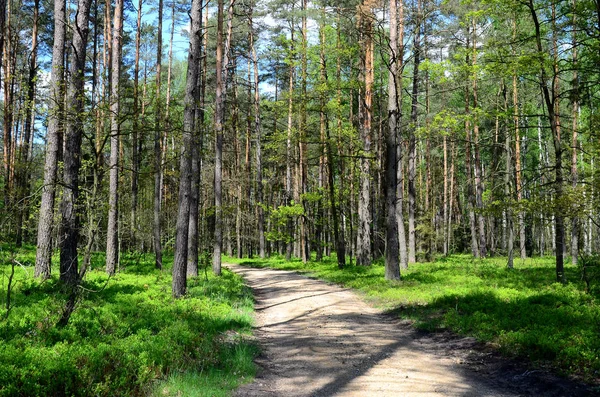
<box><xmin>227</xmin><ymin>263</ymin><xmax>595</xmax><ymax>397</ymax></box>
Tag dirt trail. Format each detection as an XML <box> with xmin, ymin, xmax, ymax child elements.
<box><xmin>227</xmin><ymin>264</ymin><xmax>593</xmax><ymax>397</ymax></box>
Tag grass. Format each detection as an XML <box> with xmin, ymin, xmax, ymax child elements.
<box><xmin>224</xmin><ymin>253</ymin><xmax>600</xmax><ymax>384</ymax></box>
<box><xmin>0</xmin><ymin>245</ymin><xmax>257</xmax><ymax>397</ymax></box>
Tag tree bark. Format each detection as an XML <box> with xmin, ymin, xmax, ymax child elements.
<box><xmin>153</xmin><ymin>0</ymin><xmax>164</xmax><ymax>270</ymax></box>
<box><xmin>285</xmin><ymin>10</ymin><xmax>295</xmax><ymax>261</ymax></box>
<box><xmin>130</xmin><ymin>0</ymin><xmax>143</xmax><ymax>249</ymax></box>
<box><xmin>408</xmin><ymin>0</ymin><xmax>422</xmax><ymax>264</ymax></box>
<box><xmin>385</xmin><ymin>0</ymin><xmax>400</xmax><ymax>280</ymax></box>
<box><xmin>528</xmin><ymin>0</ymin><xmax>565</xmax><ymax>282</ymax></box>
<box><xmin>357</xmin><ymin>0</ymin><xmax>374</xmax><ymax>266</ymax></box>
<box><xmin>471</xmin><ymin>18</ymin><xmax>486</xmax><ymax>258</ymax></box>
<box><xmin>106</xmin><ymin>0</ymin><xmax>124</xmax><ymax>275</ymax></box>
<box><xmin>213</xmin><ymin>0</ymin><xmax>235</xmax><ymax>275</ymax></box>
<box><xmin>59</xmin><ymin>0</ymin><xmax>93</xmax><ymax>286</ymax></box>
<box><xmin>35</xmin><ymin>0</ymin><xmax>66</xmax><ymax>279</ymax></box>
<box><xmin>15</xmin><ymin>0</ymin><xmax>39</xmax><ymax>247</ymax></box>
<box><xmin>570</xmin><ymin>0</ymin><xmax>579</xmax><ymax>265</ymax></box>
<box><xmin>512</xmin><ymin>18</ymin><xmax>526</xmax><ymax>260</ymax></box>
<box><xmin>173</xmin><ymin>0</ymin><xmax>202</xmax><ymax>296</ymax></box>
<box><xmin>249</xmin><ymin>4</ymin><xmax>265</xmax><ymax>258</ymax></box>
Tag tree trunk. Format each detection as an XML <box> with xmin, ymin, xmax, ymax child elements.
<box><xmin>153</xmin><ymin>0</ymin><xmax>164</xmax><ymax>270</ymax></box>
<box><xmin>357</xmin><ymin>1</ymin><xmax>374</xmax><ymax>266</ymax></box>
<box><xmin>464</xmin><ymin>29</ymin><xmax>478</xmax><ymax>258</ymax></box>
<box><xmin>385</xmin><ymin>0</ymin><xmax>400</xmax><ymax>280</ymax></box>
<box><xmin>173</xmin><ymin>0</ymin><xmax>202</xmax><ymax>296</ymax></box>
<box><xmin>408</xmin><ymin>0</ymin><xmax>422</xmax><ymax>264</ymax></box>
<box><xmin>130</xmin><ymin>0</ymin><xmax>143</xmax><ymax>249</ymax></box>
<box><xmin>213</xmin><ymin>0</ymin><xmax>235</xmax><ymax>275</ymax></box>
<box><xmin>106</xmin><ymin>0</ymin><xmax>124</xmax><ymax>275</ymax></box>
<box><xmin>528</xmin><ymin>0</ymin><xmax>565</xmax><ymax>282</ymax></box>
<box><xmin>570</xmin><ymin>0</ymin><xmax>579</xmax><ymax>265</ymax></box>
<box><xmin>249</xmin><ymin>4</ymin><xmax>265</xmax><ymax>258</ymax></box>
<box><xmin>59</xmin><ymin>0</ymin><xmax>93</xmax><ymax>286</ymax></box>
<box><xmin>503</xmin><ymin>81</ymin><xmax>515</xmax><ymax>268</ymax></box>
<box><xmin>15</xmin><ymin>0</ymin><xmax>39</xmax><ymax>247</ymax></box>
<box><xmin>471</xmin><ymin>18</ymin><xmax>486</xmax><ymax>258</ymax></box>
<box><xmin>35</xmin><ymin>0</ymin><xmax>66</xmax><ymax>279</ymax></box>
<box><xmin>511</xmin><ymin>19</ymin><xmax>526</xmax><ymax>260</ymax></box>
<box><xmin>285</xmin><ymin>10</ymin><xmax>295</xmax><ymax>261</ymax></box>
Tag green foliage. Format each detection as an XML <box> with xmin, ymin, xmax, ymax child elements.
<box><xmin>265</xmin><ymin>203</ymin><xmax>305</xmax><ymax>243</ymax></box>
<box><xmin>578</xmin><ymin>254</ymin><xmax>600</xmax><ymax>294</ymax></box>
<box><xmin>0</xmin><ymin>247</ymin><xmax>256</xmax><ymax>396</ymax></box>
<box><xmin>227</xmin><ymin>254</ymin><xmax>600</xmax><ymax>381</ymax></box>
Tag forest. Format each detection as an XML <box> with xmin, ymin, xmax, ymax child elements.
<box><xmin>1</xmin><ymin>0</ymin><xmax>600</xmax><ymax>394</ymax></box>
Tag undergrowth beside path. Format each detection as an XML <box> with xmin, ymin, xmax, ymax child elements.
<box><xmin>225</xmin><ymin>254</ymin><xmax>600</xmax><ymax>385</ymax></box>
<box><xmin>0</xmin><ymin>245</ymin><xmax>256</xmax><ymax>396</ymax></box>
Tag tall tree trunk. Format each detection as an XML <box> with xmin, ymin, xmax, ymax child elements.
<box><xmin>59</xmin><ymin>0</ymin><xmax>93</xmax><ymax>286</ymax></box>
<box><xmin>213</xmin><ymin>0</ymin><xmax>235</xmax><ymax>275</ymax></box>
<box><xmin>15</xmin><ymin>0</ymin><xmax>39</xmax><ymax>247</ymax></box>
<box><xmin>249</xmin><ymin>3</ymin><xmax>265</xmax><ymax>258</ymax></box>
<box><xmin>512</xmin><ymin>18</ymin><xmax>526</xmax><ymax>260</ymax></box>
<box><xmin>106</xmin><ymin>0</ymin><xmax>124</xmax><ymax>275</ymax></box>
<box><xmin>408</xmin><ymin>0</ymin><xmax>422</xmax><ymax>264</ymax></box>
<box><xmin>395</xmin><ymin>0</ymin><xmax>408</xmax><ymax>269</ymax></box>
<box><xmin>464</xmin><ymin>29</ymin><xmax>478</xmax><ymax>258</ymax></box>
<box><xmin>316</xmin><ymin>9</ymin><xmax>327</xmax><ymax>263</ymax></box>
<box><xmin>2</xmin><ymin>0</ymin><xmax>13</xmax><ymax>208</ymax></box>
<box><xmin>528</xmin><ymin>0</ymin><xmax>565</xmax><ymax>282</ymax></box>
<box><xmin>570</xmin><ymin>0</ymin><xmax>579</xmax><ymax>265</ymax></box>
<box><xmin>153</xmin><ymin>0</ymin><xmax>164</xmax><ymax>270</ymax></box>
<box><xmin>285</xmin><ymin>10</ymin><xmax>295</xmax><ymax>261</ymax></box>
<box><xmin>173</xmin><ymin>0</ymin><xmax>202</xmax><ymax>296</ymax></box>
<box><xmin>298</xmin><ymin>0</ymin><xmax>309</xmax><ymax>263</ymax></box>
<box><xmin>471</xmin><ymin>17</ymin><xmax>486</xmax><ymax>258</ymax></box>
<box><xmin>357</xmin><ymin>0</ymin><xmax>374</xmax><ymax>266</ymax></box>
<box><xmin>503</xmin><ymin>81</ymin><xmax>515</xmax><ymax>268</ymax></box>
<box><xmin>385</xmin><ymin>0</ymin><xmax>400</xmax><ymax>279</ymax></box>
<box><xmin>130</xmin><ymin>0</ymin><xmax>143</xmax><ymax>249</ymax></box>
<box><xmin>187</xmin><ymin>0</ymin><xmax>205</xmax><ymax>277</ymax></box>
<box><xmin>333</xmin><ymin>8</ymin><xmax>347</xmax><ymax>268</ymax></box>
<box><xmin>443</xmin><ymin>133</ymin><xmax>448</xmax><ymax>256</ymax></box>
<box><xmin>35</xmin><ymin>0</ymin><xmax>66</xmax><ymax>279</ymax></box>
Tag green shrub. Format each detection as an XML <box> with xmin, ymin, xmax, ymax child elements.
<box><xmin>0</xmin><ymin>247</ymin><xmax>256</xmax><ymax>396</ymax></box>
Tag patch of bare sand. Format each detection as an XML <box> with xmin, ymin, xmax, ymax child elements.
<box><xmin>227</xmin><ymin>264</ymin><xmax>593</xmax><ymax>397</ymax></box>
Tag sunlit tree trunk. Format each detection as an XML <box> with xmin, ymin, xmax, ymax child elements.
<box><xmin>106</xmin><ymin>0</ymin><xmax>124</xmax><ymax>275</ymax></box>
<box><xmin>357</xmin><ymin>0</ymin><xmax>374</xmax><ymax>266</ymax></box>
<box><xmin>35</xmin><ymin>0</ymin><xmax>66</xmax><ymax>279</ymax></box>
<box><xmin>213</xmin><ymin>0</ymin><xmax>235</xmax><ymax>275</ymax></box>
<box><xmin>512</xmin><ymin>18</ymin><xmax>526</xmax><ymax>260</ymax></box>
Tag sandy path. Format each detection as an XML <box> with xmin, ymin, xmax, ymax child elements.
<box><xmin>227</xmin><ymin>264</ymin><xmax>592</xmax><ymax>397</ymax></box>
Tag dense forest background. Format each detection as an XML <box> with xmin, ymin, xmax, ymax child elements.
<box><xmin>2</xmin><ymin>0</ymin><xmax>600</xmax><ymax>294</ymax></box>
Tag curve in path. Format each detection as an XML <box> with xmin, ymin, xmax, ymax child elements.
<box><xmin>227</xmin><ymin>264</ymin><xmax>592</xmax><ymax>397</ymax></box>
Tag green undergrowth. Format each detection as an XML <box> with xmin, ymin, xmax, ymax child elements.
<box><xmin>0</xmin><ymin>245</ymin><xmax>256</xmax><ymax>396</ymax></box>
<box><xmin>225</xmin><ymin>253</ymin><xmax>600</xmax><ymax>383</ymax></box>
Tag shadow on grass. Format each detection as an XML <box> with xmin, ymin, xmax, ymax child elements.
<box><xmin>385</xmin><ymin>289</ymin><xmax>600</xmax><ymax>377</ymax></box>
